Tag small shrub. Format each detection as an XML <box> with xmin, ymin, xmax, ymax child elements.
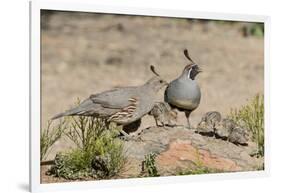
<box><xmin>40</xmin><ymin>120</ymin><xmax>66</xmax><ymax>161</ymax></box>
<box><xmin>64</xmin><ymin>116</ymin><xmax>106</xmax><ymax>151</ymax></box>
<box><xmin>177</xmin><ymin>148</ymin><xmax>220</xmax><ymax>176</ymax></box>
<box><xmin>229</xmin><ymin>94</ymin><xmax>264</xmax><ymax>156</ymax></box>
<box><xmin>141</xmin><ymin>153</ymin><xmax>159</xmax><ymax>177</ymax></box>
<box><xmin>47</xmin><ymin>116</ymin><xmax>126</xmax><ymax>180</ymax></box>
<box><xmin>177</xmin><ymin>166</ymin><xmax>218</xmax><ymax>175</ymax></box>
<box><xmin>47</xmin><ymin>152</ymin><xmax>92</xmax><ymax>180</ymax></box>
<box><xmin>240</xmin><ymin>22</ymin><xmax>264</xmax><ymax>37</ymax></box>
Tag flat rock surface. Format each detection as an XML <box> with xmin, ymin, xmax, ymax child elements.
<box><xmin>121</xmin><ymin>126</ymin><xmax>262</xmax><ymax>177</ymax></box>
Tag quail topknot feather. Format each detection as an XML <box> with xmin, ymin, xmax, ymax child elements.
<box><xmin>52</xmin><ymin>65</ymin><xmax>168</xmax><ymax>137</ymax></box>
<box><xmin>164</xmin><ymin>49</ymin><xmax>202</xmax><ymax>128</ymax></box>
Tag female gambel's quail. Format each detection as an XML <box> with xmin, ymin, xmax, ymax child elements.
<box><xmin>52</xmin><ymin>65</ymin><xmax>168</xmax><ymax>138</ymax></box>
<box><xmin>164</xmin><ymin>49</ymin><xmax>202</xmax><ymax>128</ymax></box>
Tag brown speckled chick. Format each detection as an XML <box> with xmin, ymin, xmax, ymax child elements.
<box><xmin>197</xmin><ymin>111</ymin><xmax>222</xmax><ymax>135</ymax></box>
<box><xmin>149</xmin><ymin>102</ymin><xmax>178</xmax><ymax>127</ymax></box>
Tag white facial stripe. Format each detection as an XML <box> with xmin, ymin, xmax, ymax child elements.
<box><xmin>187</xmin><ymin>64</ymin><xmax>197</xmax><ymax>79</ymax></box>
<box><xmin>187</xmin><ymin>68</ymin><xmax>191</xmax><ymax>79</ymax></box>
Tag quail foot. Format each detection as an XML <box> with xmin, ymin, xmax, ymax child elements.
<box><xmin>52</xmin><ymin>65</ymin><xmax>168</xmax><ymax>139</ymax></box>
<box><xmin>165</xmin><ymin>49</ymin><xmax>202</xmax><ymax>129</ymax></box>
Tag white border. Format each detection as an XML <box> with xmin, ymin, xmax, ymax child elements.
<box><xmin>30</xmin><ymin>0</ymin><xmax>270</xmax><ymax>192</ymax></box>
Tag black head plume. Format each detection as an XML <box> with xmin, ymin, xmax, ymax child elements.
<box><xmin>150</xmin><ymin>65</ymin><xmax>160</xmax><ymax>76</ymax></box>
<box><xmin>183</xmin><ymin>49</ymin><xmax>195</xmax><ymax>64</ymax></box>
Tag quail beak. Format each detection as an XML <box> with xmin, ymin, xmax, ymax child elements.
<box><xmin>197</xmin><ymin>67</ymin><xmax>203</xmax><ymax>73</ymax></box>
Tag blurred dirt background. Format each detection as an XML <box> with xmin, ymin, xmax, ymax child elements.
<box><xmin>41</xmin><ymin>10</ymin><xmax>264</xmax><ymax>160</ymax></box>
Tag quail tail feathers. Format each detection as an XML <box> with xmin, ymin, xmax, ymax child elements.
<box><xmin>51</xmin><ymin>98</ymin><xmax>95</xmax><ymax>120</ymax></box>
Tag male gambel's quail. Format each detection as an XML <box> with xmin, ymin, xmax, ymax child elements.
<box><xmin>52</xmin><ymin>65</ymin><xmax>168</xmax><ymax>137</ymax></box>
<box><xmin>164</xmin><ymin>49</ymin><xmax>202</xmax><ymax>128</ymax></box>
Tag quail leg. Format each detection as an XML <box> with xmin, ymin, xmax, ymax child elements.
<box><xmin>167</xmin><ymin>115</ymin><xmax>177</xmax><ymax>127</ymax></box>
<box><xmin>114</xmin><ymin>124</ymin><xmax>131</xmax><ymax>140</ymax></box>
<box><xmin>166</xmin><ymin>121</ymin><xmax>176</xmax><ymax>127</ymax></box>
<box><xmin>154</xmin><ymin>118</ymin><xmax>160</xmax><ymax>127</ymax></box>
<box><xmin>119</xmin><ymin>130</ymin><xmax>132</xmax><ymax>141</ymax></box>
<box><xmin>120</xmin><ymin>119</ymin><xmax>143</xmax><ymax>140</ymax></box>
<box><xmin>158</xmin><ymin>120</ymin><xmax>165</xmax><ymax>127</ymax></box>
<box><xmin>185</xmin><ymin>111</ymin><xmax>192</xmax><ymax>129</ymax></box>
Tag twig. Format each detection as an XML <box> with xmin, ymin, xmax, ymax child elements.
<box><xmin>40</xmin><ymin>159</ymin><xmax>55</xmax><ymax>166</ymax></box>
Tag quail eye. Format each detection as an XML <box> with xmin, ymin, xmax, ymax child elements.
<box><xmin>160</xmin><ymin>80</ymin><xmax>163</xmax><ymax>83</ymax></box>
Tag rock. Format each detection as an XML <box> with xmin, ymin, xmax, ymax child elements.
<box><xmin>121</xmin><ymin>126</ymin><xmax>262</xmax><ymax>177</ymax></box>
<box><xmin>156</xmin><ymin>140</ymin><xmax>241</xmax><ymax>174</ymax></box>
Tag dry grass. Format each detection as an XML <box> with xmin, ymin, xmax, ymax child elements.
<box><xmin>46</xmin><ymin>115</ymin><xmax>126</xmax><ymax>180</ymax></box>
<box><xmin>40</xmin><ymin>120</ymin><xmax>67</xmax><ymax>161</ymax></box>
<box><xmin>229</xmin><ymin>94</ymin><xmax>264</xmax><ymax>156</ymax></box>
<box><xmin>141</xmin><ymin>153</ymin><xmax>159</xmax><ymax>177</ymax></box>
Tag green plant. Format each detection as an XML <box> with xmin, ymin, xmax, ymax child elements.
<box><xmin>178</xmin><ymin>149</ymin><xmax>220</xmax><ymax>175</ymax></box>
<box><xmin>177</xmin><ymin>166</ymin><xmax>217</xmax><ymax>175</ymax></box>
<box><xmin>249</xmin><ymin>23</ymin><xmax>264</xmax><ymax>37</ymax></box>
<box><xmin>47</xmin><ymin>116</ymin><xmax>126</xmax><ymax>180</ymax></box>
<box><xmin>141</xmin><ymin>153</ymin><xmax>159</xmax><ymax>177</ymax></box>
<box><xmin>242</xmin><ymin>23</ymin><xmax>264</xmax><ymax>37</ymax></box>
<box><xmin>47</xmin><ymin>152</ymin><xmax>92</xmax><ymax>180</ymax></box>
<box><xmin>64</xmin><ymin>116</ymin><xmax>105</xmax><ymax>151</ymax></box>
<box><xmin>40</xmin><ymin>120</ymin><xmax>66</xmax><ymax>161</ymax></box>
<box><xmin>229</xmin><ymin>94</ymin><xmax>264</xmax><ymax>156</ymax></box>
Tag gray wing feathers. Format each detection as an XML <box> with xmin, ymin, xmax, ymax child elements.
<box><xmin>52</xmin><ymin>87</ymin><xmax>137</xmax><ymax>120</ymax></box>
<box><xmin>90</xmin><ymin>87</ymin><xmax>136</xmax><ymax>109</ymax></box>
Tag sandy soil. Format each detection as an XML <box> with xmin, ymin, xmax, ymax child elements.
<box><xmin>41</xmin><ymin>11</ymin><xmax>264</xmax><ymax>162</ymax></box>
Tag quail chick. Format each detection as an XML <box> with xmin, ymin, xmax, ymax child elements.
<box><xmin>215</xmin><ymin>118</ymin><xmax>236</xmax><ymax>139</ymax></box>
<box><xmin>165</xmin><ymin>49</ymin><xmax>202</xmax><ymax>128</ymax></box>
<box><xmin>197</xmin><ymin>111</ymin><xmax>221</xmax><ymax>135</ymax></box>
<box><xmin>216</xmin><ymin>118</ymin><xmax>249</xmax><ymax>145</ymax></box>
<box><xmin>228</xmin><ymin>126</ymin><xmax>249</xmax><ymax>145</ymax></box>
<box><xmin>149</xmin><ymin>102</ymin><xmax>178</xmax><ymax>127</ymax></box>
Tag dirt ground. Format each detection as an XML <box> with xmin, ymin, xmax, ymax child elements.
<box><xmin>41</xmin><ymin>11</ymin><xmax>264</xmax><ymax>163</ymax></box>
